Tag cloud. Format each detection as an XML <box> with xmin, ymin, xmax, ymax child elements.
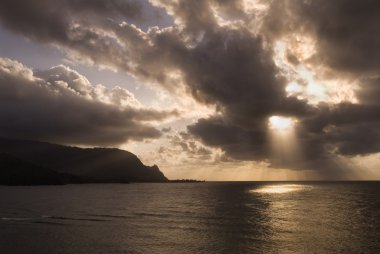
<box><xmin>142</xmin><ymin>131</ymin><xmax>221</xmax><ymax>169</ymax></box>
<box><xmin>0</xmin><ymin>57</ymin><xmax>175</xmax><ymax>146</ymax></box>
<box><xmin>179</xmin><ymin>0</ymin><xmax>380</xmax><ymax>174</ymax></box>
<box><xmin>188</xmin><ymin>117</ymin><xmax>268</xmax><ymax>161</ymax></box>
<box><xmin>1</xmin><ymin>0</ymin><xmax>380</xmax><ymax>176</ymax></box>
<box><xmin>0</xmin><ymin>0</ymin><xmax>142</xmax><ymax>41</ymax></box>
<box><xmin>258</xmin><ymin>0</ymin><xmax>380</xmax><ymax>163</ymax></box>
<box><xmin>262</xmin><ymin>0</ymin><xmax>380</xmax><ymax>76</ymax></box>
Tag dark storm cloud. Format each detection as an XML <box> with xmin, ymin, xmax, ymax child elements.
<box><xmin>188</xmin><ymin>117</ymin><xmax>268</xmax><ymax>161</ymax></box>
<box><xmin>180</xmin><ymin>29</ymin><xmax>294</xmax><ymax>116</ymax></box>
<box><xmin>301</xmin><ymin>103</ymin><xmax>380</xmax><ymax>156</ymax></box>
<box><xmin>0</xmin><ymin>58</ymin><xmax>175</xmax><ymax>146</ymax></box>
<box><xmin>0</xmin><ymin>0</ymin><xmax>142</xmax><ymax>42</ymax></box>
<box><xmin>148</xmin><ymin>1</ymin><xmax>313</xmax><ymax>126</ymax></box>
<box><xmin>65</xmin><ymin>0</ymin><xmax>142</xmax><ymax>17</ymax></box>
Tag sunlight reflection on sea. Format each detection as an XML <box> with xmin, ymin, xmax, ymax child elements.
<box><xmin>250</xmin><ymin>184</ymin><xmax>312</xmax><ymax>194</ymax></box>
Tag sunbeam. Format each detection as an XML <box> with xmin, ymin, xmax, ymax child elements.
<box><xmin>268</xmin><ymin>116</ymin><xmax>302</xmax><ymax>172</ymax></box>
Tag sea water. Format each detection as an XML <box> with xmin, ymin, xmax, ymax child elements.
<box><xmin>1</xmin><ymin>182</ymin><xmax>380</xmax><ymax>253</ymax></box>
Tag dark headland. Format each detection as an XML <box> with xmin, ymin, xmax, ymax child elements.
<box><xmin>0</xmin><ymin>137</ymin><xmax>168</xmax><ymax>185</ymax></box>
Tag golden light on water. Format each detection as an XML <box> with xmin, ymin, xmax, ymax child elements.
<box><xmin>251</xmin><ymin>184</ymin><xmax>311</xmax><ymax>194</ymax></box>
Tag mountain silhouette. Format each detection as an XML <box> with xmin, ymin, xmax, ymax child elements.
<box><xmin>0</xmin><ymin>137</ymin><xmax>168</xmax><ymax>184</ymax></box>
<box><xmin>0</xmin><ymin>153</ymin><xmax>86</xmax><ymax>185</ymax></box>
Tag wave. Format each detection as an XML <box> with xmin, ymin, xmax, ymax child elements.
<box><xmin>81</xmin><ymin>213</ymin><xmax>133</xmax><ymax>219</ymax></box>
<box><xmin>1</xmin><ymin>215</ymin><xmax>109</xmax><ymax>224</ymax></box>
<box><xmin>43</xmin><ymin>215</ymin><xmax>109</xmax><ymax>222</ymax></box>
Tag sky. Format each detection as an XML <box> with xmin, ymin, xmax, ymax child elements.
<box><xmin>1</xmin><ymin>0</ymin><xmax>380</xmax><ymax>180</ymax></box>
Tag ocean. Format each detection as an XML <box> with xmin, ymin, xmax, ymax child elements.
<box><xmin>1</xmin><ymin>182</ymin><xmax>380</xmax><ymax>253</ymax></box>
